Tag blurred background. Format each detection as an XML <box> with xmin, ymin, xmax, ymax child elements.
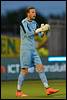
<box><xmin>1</xmin><ymin>1</ymin><xmax>66</xmax><ymax>80</ymax></box>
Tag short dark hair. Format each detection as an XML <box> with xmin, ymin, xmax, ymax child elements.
<box><xmin>26</xmin><ymin>7</ymin><xmax>35</xmax><ymax>14</ymax></box>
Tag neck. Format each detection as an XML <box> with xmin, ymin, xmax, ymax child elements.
<box><xmin>27</xmin><ymin>17</ymin><xmax>32</xmax><ymax>22</ymax></box>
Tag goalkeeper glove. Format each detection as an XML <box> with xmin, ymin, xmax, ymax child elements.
<box><xmin>35</xmin><ymin>24</ymin><xmax>50</xmax><ymax>33</ymax></box>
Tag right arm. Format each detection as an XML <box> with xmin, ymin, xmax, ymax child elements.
<box><xmin>21</xmin><ymin>21</ymin><xmax>34</xmax><ymax>35</ymax></box>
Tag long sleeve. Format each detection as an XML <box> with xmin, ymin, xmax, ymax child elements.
<box><xmin>22</xmin><ymin>21</ymin><xmax>34</xmax><ymax>36</ymax></box>
<box><xmin>36</xmin><ymin>23</ymin><xmax>43</xmax><ymax>37</ymax></box>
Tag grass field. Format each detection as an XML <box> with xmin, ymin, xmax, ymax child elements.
<box><xmin>1</xmin><ymin>80</ymin><xmax>66</xmax><ymax>99</ymax></box>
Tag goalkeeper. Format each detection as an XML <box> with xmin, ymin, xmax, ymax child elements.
<box><xmin>16</xmin><ymin>7</ymin><xmax>59</xmax><ymax>97</ymax></box>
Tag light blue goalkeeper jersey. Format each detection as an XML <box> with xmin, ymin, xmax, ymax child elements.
<box><xmin>20</xmin><ymin>18</ymin><xmax>42</xmax><ymax>50</ymax></box>
<box><xmin>20</xmin><ymin>18</ymin><xmax>42</xmax><ymax>68</ymax></box>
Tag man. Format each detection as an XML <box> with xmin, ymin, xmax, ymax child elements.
<box><xmin>16</xmin><ymin>7</ymin><xmax>59</xmax><ymax>97</ymax></box>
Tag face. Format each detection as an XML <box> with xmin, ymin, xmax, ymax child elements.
<box><xmin>27</xmin><ymin>9</ymin><xmax>36</xmax><ymax>20</ymax></box>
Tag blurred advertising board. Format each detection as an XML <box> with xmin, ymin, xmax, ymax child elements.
<box><xmin>1</xmin><ymin>58</ymin><xmax>66</xmax><ymax>80</ymax></box>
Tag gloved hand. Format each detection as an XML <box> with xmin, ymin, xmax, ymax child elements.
<box><xmin>35</xmin><ymin>24</ymin><xmax>50</xmax><ymax>33</ymax></box>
